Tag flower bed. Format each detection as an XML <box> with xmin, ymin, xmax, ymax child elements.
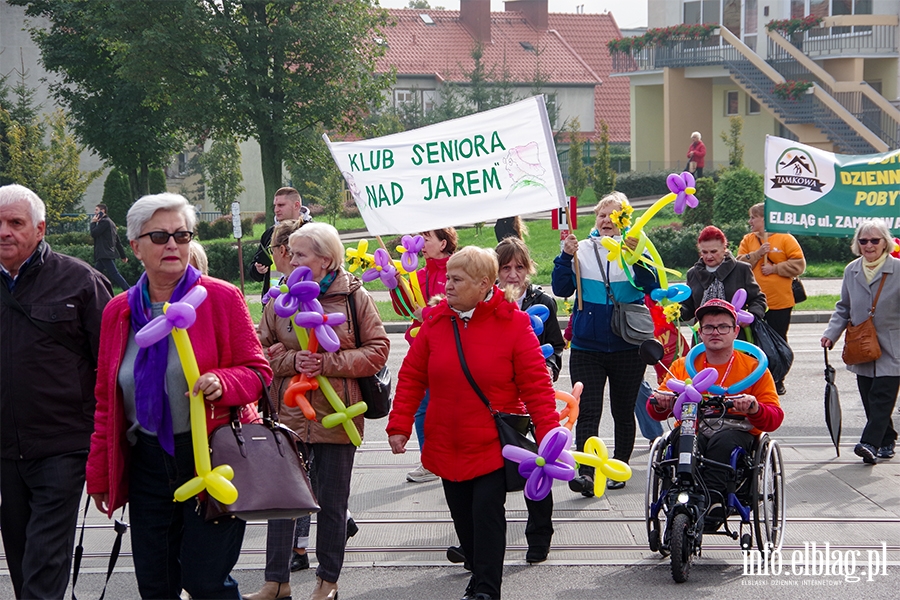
<box><xmin>772</xmin><ymin>80</ymin><xmax>814</xmax><ymax>100</ymax></box>
<box><xmin>607</xmin><ymin>23</ymin><xmax>718</xmax><ymax>55</ymax></box>
<box><xmin>766</xmin><ymin>14</ymin><xmax>824</xmax><ymax>36</ymax></box>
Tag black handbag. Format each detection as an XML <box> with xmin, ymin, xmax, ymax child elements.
<box><xmin>451</xmin><ymin>317</ymin><xmax>537</xmax><ymax>492</ymax></box>
<box><xmin>347</xmin><ymin>291</ymin><xmax>392</xmax><ymax>419</ymax></box>
<box><xmin>792</xmin><ymin>278</ymin><xmax>807</xmax><ymax>304</ymax></box>
<box><xmin>205</xmin><ymin>369</ymin><xmax>320</xmax><ymax>521</ymax></box>
<box><xmin>747</xmin><ymin>319</ymin><xmax>794</xmax><ymax>385</ymax></box>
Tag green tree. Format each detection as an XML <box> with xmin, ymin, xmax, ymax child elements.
<box><xmin>462</xmin><ymin>43</ymin><xmax>515</xmax><ymax>114</ymax></box>
<box><xmin>714</xmin><ymin>167</ymin><xmax>762</xmax><ymax>225</ymax></box>
<box><xmin>12</xmin><ymin>0</ymin><xmax>185</xmax><ymax>200</ymax></box>
<box><xmin>566</xmin><ymin>118</ymin><xmax>588</xmax><ymax>197</ymax></box>
<box><xmin>720</xmin><ymin>115</ymin><xmax>745</xmax><ymax>169</ymax></box>
<box><xmin>101</xmin><ymin>168</ymin><xmax>133</xmax><ymax>225</ymax></box>
<box><xmin>682</xmin><ymin>176</ymin><xmax>716</xmax><ymax>227</ymax></box>
<box><xmin>197</xmin><ymin>136</ymin><xmax>244</xmax><ymax>214</ymax></box>
<box><xmin>591</xmin><ymin>120</ymin><xmax>616</xmax><ymax>199</ymax></box>
<box><xmin>1</xmin><ymin>106</ymin><xmax>100</xmax><ymax>227</ymax></box>
<box><xmin>102</xmin><ymin>1</ymin><xmax>394</xmax><ymax>227</ymax></box>
<box><xmin>303</xmin><ymin>166</ymin><xmax>347</xmax><ymax>226</ymax></box>
<box><xmin>148</xmin><ymin>168</ymin><xmax>168</xmax><ymax>195</ymax></box>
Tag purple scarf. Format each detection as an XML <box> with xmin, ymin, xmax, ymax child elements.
<box><xmin>127</xmin><ymin>266</ymin><xmax>202</xmax><ymax>455</ymax></box>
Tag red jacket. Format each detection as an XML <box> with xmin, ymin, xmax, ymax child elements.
<box><xmin>85</xmin><ymin>277</ymin><xmax>272</xmax><ymax>516</ymax></box>
<box><xmin>387</xmin><ymin>288</ymin><xmax>559</xmax><ymax>482</ymax></box>
<box><xmin>687</xmin><ymin>140</ymin><xmax>706</xmax><ymax>168</ymax></box>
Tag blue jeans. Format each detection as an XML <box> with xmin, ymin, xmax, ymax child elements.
<box><xmin>94</xmin><ymin>258</ymin><xmax>130</xmax><ymax>290</ymax></box>
<box><xmin>414</xmin><ymin>390</ymin><xmax>430</xmax><ymax>451</ymax></box>
<box><xmin>0</xmin><ymin>450</ymin><xmax>87</xmax><ymax>600</ymax></box>
<box><xmin>129</xmin><ymin>432</ymin><xmax>245</xmax><ymax>599</ymax></box>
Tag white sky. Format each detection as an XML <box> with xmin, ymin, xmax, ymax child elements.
<box><xmin>376</xmin><ymin>1</ymin><xmax>649</xmax><ymax>29</ymax></box>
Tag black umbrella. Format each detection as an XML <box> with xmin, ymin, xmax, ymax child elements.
<box><xmin>824</xmin><ymin>348</ymin><xmax>842</xmax><ymax>457</ymax></box>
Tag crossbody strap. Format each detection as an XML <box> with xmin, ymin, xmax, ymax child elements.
<box><xmin>451</xmin><ymin>317</ymin><xmax>495</xmax><ymax>415</ymax></box>
<box><xmin>347</xmin><ymin>291</ymin><xmax>362</xmax><ymax>350</ymax></box>
<box><xmin>590</xmin><ymin>241</ymin><xmax>616</xmax><ymax>304</ymax></box>
<box><xmin>0</xmin><ymin>283</ymin><xmax>94</xmax><ymax>365</ymax></box>
<box><xmin>868</xmin><ymin>273</ymin><xmax>888</xmax><ymax>316</ymax></box>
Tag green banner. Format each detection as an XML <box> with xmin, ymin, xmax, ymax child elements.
<box><xmin>764</xmin><ymin>136</ymin><xmax>900</xmax><ymax>238</ymax></box>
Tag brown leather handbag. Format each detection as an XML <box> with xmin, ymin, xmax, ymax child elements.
<box><xmin>205</xmin><ymin>369</ymin><xmax>320</xmax><ymax>521</ymax></box>
<box><xmin>842</xmin><ymin>275</ymin><xmax>887</xmax><ymax>366</ymax></box>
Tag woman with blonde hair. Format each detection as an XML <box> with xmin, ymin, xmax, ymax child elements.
<box><xmin>388</xmin><ymin>246</ymin><xmax>558</xmax><ymax>600</ymax></box>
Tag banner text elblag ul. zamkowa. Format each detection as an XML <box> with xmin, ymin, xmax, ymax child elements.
<box><xmin>764</xmin><ymin>136</ymin><xmax>900</xmax><ymax>238</ymax></box>
<box><xmin>324</xmin><ymin>96</ymin><xmax>567</xmax><ymax>237</ymax></box>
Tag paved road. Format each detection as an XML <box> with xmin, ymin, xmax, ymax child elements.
<box><xmin>2</xmin><ymin>323</ymin><xmax>897</xmax><ymax>600</ymax></box>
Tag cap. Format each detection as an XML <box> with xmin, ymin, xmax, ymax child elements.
<box><xmin>695</xmin><ymin>298</ymin><xmax>737</xmax><ymax>324</ymax></box>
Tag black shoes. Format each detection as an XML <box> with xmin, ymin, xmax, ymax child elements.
<box><xmin>525</xmin><ymin>546</ymin><xmax>549</xmax><ymax>563</ymax></box>
<box><xmin>447</xmin><ymin>546</ymin><xmax>472</xmax><ymax>571</ymax></box>
<box><xmin>775</xmin><ymin>381</ymin><xmax>787</xmax><ymax>395</ymax></box>
<box><xmin>606</xmin><ymin>479</ymin><xmax>626</xmax><ymax>490</ymax></box>
<box><xmin>855</xmin><ymin>442</ymin><xmax>878</xmax><ymax>464</ymax></box>
<box><xmin>346</xmin><ymin>517</ymin><xmax>359</xmax><ymax>540</ymax></box>
<box><xmin>568</xmin><ymin>474</ymin><xmax>594</xmax><ymax>498</ymax></box>
<box><xmin>290</xmin><ymin>551</ymin><xmax>309</xmax><ymax>572</ymax></box>
<box><xmin>877</xmin><ymin>442</ymin><xmax>895</xmax><ymax>459</ymax></box>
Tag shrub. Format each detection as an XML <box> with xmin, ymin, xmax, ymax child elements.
<box><xmin>46</xmin><ymin>232</ymin><xmax>92</xmax><ymax>246</ymax></box>
<box><xmin>713</xmin><ymin>167</ymin><xmax>763</xmax><ymax>225</ymax></box>
<box><xmin>204</xmin><ymin>241</ymin><xmax>241</xmax><ymax>281</ymax></box>
<box><xmin>794</xmin><ymin>234</ymin><xmax>855</xmax><ymax>263</ymax></box>
<box><xmin>682</xmin><ymin>177</ymin><xmax>716</xmax><ymax>228</ymax></box>
<box><xmin>149</xmin><ymin>168</ymin><xmax>167</xmax><ymax>194</ymax></box>
<box><xmin>615</xmin><ymin>170</ymin><xmax>671</xmax><ymax>198</ymax></box>
<box><xmin>101</xmin><ymin>168</ymin><xmax>133</xmax><ymax>225</ymax></box>
<box><xmin>252</xmin><ymin>212</ymin><xmax>267</xmax><ymax>225</ymax></box>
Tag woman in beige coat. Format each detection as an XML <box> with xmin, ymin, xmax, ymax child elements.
<box><xmin>257</xmin><ymin>223</ymin><xmax>389</xmax><ymax>600</ymax></box>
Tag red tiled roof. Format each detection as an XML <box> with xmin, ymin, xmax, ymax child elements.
<box><xmin>379</xmin><ymin>10</ymin><xmax>600</xmax><ymax>85</ymax></box>
<box><xmin>548</xmin><ymin>13</ymin><xmax>631</xmax><ymax>143</ymax></box>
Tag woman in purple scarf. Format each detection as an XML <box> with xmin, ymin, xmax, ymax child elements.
<box><xmin>86</xmin><ymin>193</ymin><xmax>271</xmax><ymax>599</ymax></box>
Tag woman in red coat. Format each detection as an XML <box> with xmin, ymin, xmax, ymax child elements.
<box><xmin>687</xmin><ymin>131</ymin><xmax>707</xmax><ymax>177</ymax></box>
<box><xmin>387</xmin><ymin>246</ymin><xmax>559</xmax><ymax>600</ymax></box>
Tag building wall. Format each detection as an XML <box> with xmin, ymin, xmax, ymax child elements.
<box><xmin>864</xmin><ymin>58</ymin><xmax>900</xmax><ymax>101</ymax></box>
<box><xmin>711</xmin><ymin>85</ymin><xmax>778</xmax><ymax>173</ymax></box>
<box><xmin>631</xmin><ymin>84</ymin><xmax>664</xmax><ymax>170</ymax></box>
<box><xmin>664</xmin><ymin>69</ymin><xmax>712</xmax><ymax>168</ymax></box>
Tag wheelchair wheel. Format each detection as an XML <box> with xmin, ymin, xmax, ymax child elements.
<box><xmin>645</xmin><ymin>433</ymin><xmax>671</xmax><ymax>556</ymax></box>
<box><xmin>751</xmin><ymin>436</ymin><xmax>785</xmax><ymax>554</ymax></box>
<box><xmin>670</xmin><ymin>512</ymin><xmax>692</xmax><ymax>583</ymax></box>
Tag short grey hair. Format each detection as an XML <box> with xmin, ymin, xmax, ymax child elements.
<box><xmin>0</xmin><ymin>184</ymin><xmax>46</xmax><ymax>224</ymax></box>
<box><xmin>126</xmin><ymin>193</ymin><xmax>197</xmax><ymax>241</ymax></box>
<box><xmin>289</xmin><ymin>222</ymin><xmax>345</xmax><ymax>271</ymax></box>
<box><xmin>851</xmin><ymin>219</ymin><xmax>893</xmax><ymax>257</ymax></box>
<box><xmin>594</xmin><ymin>191</ymin><xmax>629</xmax><ymax>216</ymax></box>
<box><xmin>691</xmin><ymin>131</ymin><xmax>702</xmax><ymax>140</ymax></box>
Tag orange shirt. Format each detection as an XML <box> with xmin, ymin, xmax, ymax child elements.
<box><xmin>738</xmin><ymin>232</ymin><xmax>804</xmax><ymax>310</ymax></box>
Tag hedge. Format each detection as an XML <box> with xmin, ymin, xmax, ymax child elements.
<box><xmin>615</xmin><ymin>170</ymin><xmax>672</xmax><ymax>198</ymax></box>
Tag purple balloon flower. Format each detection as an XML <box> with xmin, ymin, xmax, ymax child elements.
<box><xmin>667</xmin><ymin>172</ymin><xmax>699</xmax><ymax>215</ymax></box>
<box><xmin>294</xmin><ymin>311</ymin><xmax>348</xmax><ymax>353</ymax></box>
<box><xmin>362</xmin><ymin>248</ymin><xmax>398</xmax><ymax>289</ymax></box>
<box><xmin>501</xmin><ymin>426</ymin><xmax>576</xmax><ymax>501</ymax></box>
<box><xmin>731</xmin><ymin>288</ymin><xmax>755</xmax><ymax>326</ymax></box>
<box><xmin>398</xmin><ymin>235</ymin><xmax>425</xmax><ymax>273</ymax></box>
<box><xmin>668</xmin><ymin>367</ymin><xmax>718</xmax><ymax>420</ymax></box>
<box><xmin>135</xmin><ymin>286</ymin><xmax>208</xmax><ymax>347</ymax></box>
<box><xmin>274</xmin><ymin>267</ymin><xmax>321</xmax><ymax>319</ymax></box>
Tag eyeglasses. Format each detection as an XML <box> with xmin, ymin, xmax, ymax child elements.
<box><xmin>138</xmin><ymin>231</ymin><xmax>194</xmax><ymax>245</ymax></box>
<box><xmin>857</xmin><ymin>238</ymin><xmax>882</xmax><ymax>246</ymax></box>
<box><xmin>700</xmin><ymin>324</ymin><xmax>736</xmax><ymax>335</ymax></box>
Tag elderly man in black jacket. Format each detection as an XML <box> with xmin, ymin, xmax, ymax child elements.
<box><xmin>0</xmin><ymin>184</ymin><xmax>112</xmax><ymax>600</ymax></box>
<box><xmin>90</xmin><ymin>202</ymin><xmax>130</xmax><ymax>290</ymax></box>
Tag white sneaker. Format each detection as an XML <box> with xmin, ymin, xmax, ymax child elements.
<box><xmin>406</xmin><ymin>464</ymin><xmax>438</xmax><ymax>482</ymax></box>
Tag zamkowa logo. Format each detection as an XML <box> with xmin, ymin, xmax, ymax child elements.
<box><xmin>771</xmin><ymin>148</ymin><xmax>827</xmax><ymax>193</ymax></box>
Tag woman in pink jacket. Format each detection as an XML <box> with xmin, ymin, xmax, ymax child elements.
<box><xmin>85</xmin><ymin>193</ymin><xmax>271</xmax><ymax>599</ymax></box>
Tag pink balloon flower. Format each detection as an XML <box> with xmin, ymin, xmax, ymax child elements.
<box><xmin>362</xmin><ymin>248</ymin><xmax>399</xmax><ymax>289</ymax></box>
<box><xmin>668</xmin><ymin>367</ymin><xmax>719</xmax><ymax>420</ymax></box>
<box><xmin>730</xmin><ymin>288</ymin><xmax>755</xmax><ymax>326</ymax></box>
<box><xmin>397</xmin><ymin>235</ymin><xmax>425</xmax><ymax>273</ymax></box>
<box><xmin>135</xmin><ymin>286</ymin><xmax>208</xmax><ymax>347</ymax></box>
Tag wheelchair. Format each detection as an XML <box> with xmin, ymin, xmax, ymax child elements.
<box><xmin>644</xmin><ymin>408</ymin><xmax>785</xmax><ymax>583</ymax></box>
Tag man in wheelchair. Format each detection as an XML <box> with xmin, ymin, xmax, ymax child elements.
<box><xmin>647</xmin><ymin>299</ymin><xmax>784</xmax><ymax>531</ymax></box>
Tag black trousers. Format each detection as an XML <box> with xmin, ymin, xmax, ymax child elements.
<box><xmin>857</xmin><ymin>375</ymin><xmax>900</xmax><ymax>449</ymax></box>
<box><xmin>0</xmin><ymin>450</ymin><xmax>87</xmax><ymax>600</ymax></box>
<box><xmin>94</xmin><ymin>258</ymin><xmax>130</xmax><ymax>291</ymax></box>
<box><xmin>524</xmin><ymin>493</ymin><xmax>553</xmax><ymax>550</ymax></box>
<box><xmin>765</xmin><ymin>308</ymin><xmax>793</xmax><ymax>384</ymax></box>
<box><xmin>667</xmin><ymin>427</ymin><xmax>755</xmax><ymax>503</ymax></box>
<box><xmin>443</xmin><ymin>468</ymin><xmax>507</xmax><ymax>600</ymax></box>
<box><xmin>570</xmin><ymin>348</ymin><xmax>646</xmax><ymax>466</ymax></box>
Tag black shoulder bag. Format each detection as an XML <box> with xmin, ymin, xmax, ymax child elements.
<box><xmin>451</xmin><ymin>316</ymin><xmax>536</xmax><ymax>492</ymax></box>
<box><xmin>347</xmin><ymin>290</ymin><xmax>393</xmax><ymax>419</ymax></box>
<box><xmin>591</xmin><ymin>242</ymin><xmax>654</xmax><ymax>346</ymax></box>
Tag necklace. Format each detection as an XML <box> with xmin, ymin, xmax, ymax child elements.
<box><xmin>703</xmin><ymin>353</ymin><xmax>736</xmax><ymax>389</ymax></box>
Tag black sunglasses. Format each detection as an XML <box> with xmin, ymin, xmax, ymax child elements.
<box><xmin>139</xmin><ymin>230</ymin><xmax>194</xmax><ymax>245</ymax></box>
<box><xmin>857</xmin><ymin>238</ymin><xmax>882</xmax><ymax>246</ymax></box>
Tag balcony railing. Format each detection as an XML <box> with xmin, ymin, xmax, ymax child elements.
<box><xmin>784</xmin><ymin>21</ymin><xmax>897</xmax><ymax>59</ymax></box>
<box><xmin>611</xmin><ymin>36</ymin><xmax>741</xmax><ymax>73</ymax></box>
